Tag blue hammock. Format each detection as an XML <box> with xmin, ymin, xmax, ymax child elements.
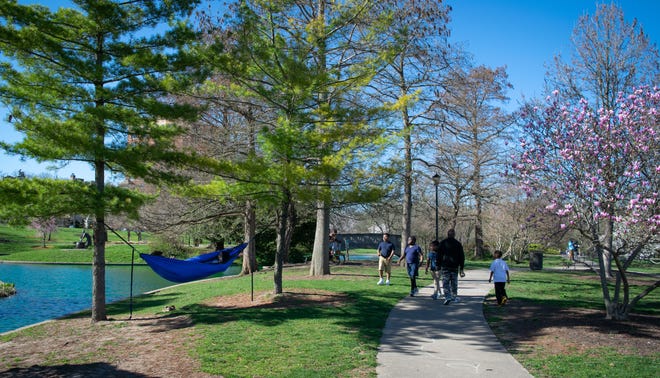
<box><xmin>140</xmin><ymin>243</ymin><xmax>247</xmax><ymax>283</ymax></box>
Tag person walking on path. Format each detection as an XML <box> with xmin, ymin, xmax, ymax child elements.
<box><xmin>376</xmin><ymin>268</ymin><xmax>533</xmax><ymax>377</ymax></box>
<box><xmin>425</xmin><ymin>240</ymin><xmax>441</xmax><ymax>299</ymax></box>
<box><xmin>489</xmin><ymin>250</ymin><xmax>510</xmax><ymax>305</ymax></box>
<box><xmin>402</xmin><ymin>236</ymin><xmax>423</xmax><ymax>296</ymax></box>
<box><xmin>376</xmin><ymin>233</ymin><xmax>396</xmax><ymax>285</ymax></box>
<box><xmin>438</xmin><ymin>228</ymin><xmax>465</xmax><ymax>305</ymax></box>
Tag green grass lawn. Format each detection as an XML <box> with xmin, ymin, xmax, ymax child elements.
<box><xmin>2</xmin><ymin>224</ymin><xmax>659</xmax><ymax>377</ymax></box>
<box><xmin>0</xmin><ymin>224</ymin><xmax>156</xmax><ymax>264</ymax></box>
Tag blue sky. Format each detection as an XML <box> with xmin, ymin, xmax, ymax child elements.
<box><xmin>1</xmin><ymin>0</ymin><xmax>658</xmax><ymax>181</ymax></box>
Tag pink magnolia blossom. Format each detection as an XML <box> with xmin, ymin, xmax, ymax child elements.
<box><xmin>512</xmin><ymin>86</ymin><xmax>659</xmax><ymax>233</ymax></box>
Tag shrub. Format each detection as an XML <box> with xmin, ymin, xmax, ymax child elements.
<box><xmin>0</xmin><ymin>281</ymin><xmax>17</xmax><ymax>297</ymax></box>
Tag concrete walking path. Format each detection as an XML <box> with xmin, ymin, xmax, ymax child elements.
<box><xmin>377</xmin><ymin>268</ymin><xmax>533</xmax><ymax>377</ymax></box>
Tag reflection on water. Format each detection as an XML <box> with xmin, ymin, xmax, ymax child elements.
<box><xmin>0</xmin><ymin>263</ymin><xmax>239</xmax><ymax>334</ymax></box>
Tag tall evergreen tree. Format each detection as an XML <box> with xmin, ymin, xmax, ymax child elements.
<box><xmin>199</xmin><ymin>0</ymin><xmax>390</xmax><ymax>292</ymax></box>
<box><xmin>0</xmin><ymin>0</ymin><xmax>204</xmax><ymax>321</ymax></box>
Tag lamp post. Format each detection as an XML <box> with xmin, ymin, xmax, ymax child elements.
<box><xmin>432</xmin><ymin>173</ymin><xmax>441</xmax><ymax>241</ymax></box>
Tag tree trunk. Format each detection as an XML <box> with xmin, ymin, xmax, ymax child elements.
<box><xmin>603</xmin><ymin>218</ymin><xmax>614</xmax><ymax>278</ymax></box>
<box><xmin>310</xmin><ymin>199</ymin><xmax>330</xmax><ymax>276</ymax></box>
<box><xmin>242</xmin><ymin>199</ymin><xmax>257</xmax><ymax>275</ymax></box>
<box><xmin>273</xmin><ymin>191</ymin><xmax>294</xmax><ymax>294</ymax></box>
<box><xmin>283</xmin><ymin>200</ymin><xmax>295</xmax><ymax>264</ymax></box>
<box><xmin>474</xmin><ymin>193</ymin><xmax>484</xmax><ymax>259</ymax></box>
<box><xmin>605</xmin><ymin>301</ymin><xmax>629</xmax><ymax>320</ymax></box>
<box><xmin>450</xmin><ymin>189</ymin><xmax>461</xmax><ymax>230</ymax></box>
<box><xmin>401</xmin><ymin>111</ymin><xmax>412</xmax><ymax>255</ymax></box>
<box><xmin>243</xmin><ymin>111</ymin><xmax>258</xmax><ymax>275</ymax></box>
<box><xmin>310</xmin><ymin>0</ymin><xmax>330</xmax><ymax>276</ymax></box>
<box><xmin>91</xmin><ymin>217</ymin><xmax>107</xmax><ymax>322</ymax></box>
<box><xmin>593</xmin><ymin>239</ymin><xmax>631</xmax><ymax>320</ymax></box>
<box><xmin>91</xmin><ymin>154</ymin><xmax>107</xmax><ymax>322</ymax></box>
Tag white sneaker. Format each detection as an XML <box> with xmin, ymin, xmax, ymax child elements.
<box><xmin>377</xmin><ymin>278</ymin><xmax>384</xmax><ymax>285</ymax></box>
<box><xmin>385</xmin><ymin>279</ymin><xmax>390</xmax><ymax>286</ymax></box>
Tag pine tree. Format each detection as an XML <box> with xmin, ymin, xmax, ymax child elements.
<box><xmin>0</xmin><ymin>0</ymin><xmax>204</xmax><ymax>321</ymax></box>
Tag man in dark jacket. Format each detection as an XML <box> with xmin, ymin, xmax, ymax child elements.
<box><xmin>437</xmin><ymin>229</ymin><xmax>465</xmax><ymax>305</ymax></box>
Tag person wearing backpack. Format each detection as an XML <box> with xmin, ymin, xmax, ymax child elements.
<box><xmin>425</xmin><ymin>240</ymin><xmax>441</xmax><ymax>299</ymax></box>
<box><xmin>438</xmin><ymin>229</ymin><xmax>465</xmax><ymax>305</ymax></box>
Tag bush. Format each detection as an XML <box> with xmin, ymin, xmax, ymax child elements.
<box><xmin>149</xmin><ymin>236</ymin><xmax>198</xmax><ymax>259</ymax></box>
<box><xmin>0</xmin><ymin>281</ymin><xmax>17</xmax><ymax>297</ymax></box>
<box><xmin>254</xmin><ymin>220</ymin><xmax>316</xmax><ymax>266</ymax></box>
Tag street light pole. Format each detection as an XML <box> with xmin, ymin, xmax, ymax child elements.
<box><xmin>432</xmin><ymin>173</ymin><xmax>441</xmax><ymax>241</ymax></box>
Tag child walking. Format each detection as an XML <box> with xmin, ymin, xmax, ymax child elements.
<box><xmin>488</xmin><ymin>250</ymin><xmax>510</xmax><ymax>305</ymax></box>
<box><xmin>425</xmin><ymin>240</ymin><xmax>441</xmax><ymax>299</ymax></box>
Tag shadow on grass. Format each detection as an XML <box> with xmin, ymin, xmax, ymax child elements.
<box><xmin>0</xmin><ymin>362</ymin><xmax>149</xmax><ymax>377</ymax></box>
<box><xmin>512</xmin><ymin>270</ymin><xmax>660</xmax><ymax>314</ymax></box>
<box><xmin>62</xmin><ymin>292</ymin><xmax>184</xmax><ymax>321</ymax></box>
<box><xmin>485</xmin><ymin>296</ymin><xmax>660</xmax><ymax>344</ymax></box>
<box><xmin>161</xmin><ymin>287</ymin><xmax>403</xmax><ymax>343</ymax></box>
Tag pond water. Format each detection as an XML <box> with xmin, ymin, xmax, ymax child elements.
<box><xmin>0</xmin><ymin>263</ymin><xmax>240</xmax><ymax>334</ymax></box>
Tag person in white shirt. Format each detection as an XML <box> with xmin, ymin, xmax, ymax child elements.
<box><xmin>488</xmin><ymin>250</ymin><xmax>511</xmax><ymax>305</ymax></box>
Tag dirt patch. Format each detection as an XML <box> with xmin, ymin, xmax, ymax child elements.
<box><xmin>484</xmin><ymin>298</ymin><xmax>660</xmax><ymax>359</ymax></box>
<box><xmin>204</xmin><ymin>288</ymin><xmax>348</xmax><ymax>309</ymax></box>
<box><xmin>0</xmin><ymin>315</ymin><xmax>211</xmax><ymax>378</ymax></box>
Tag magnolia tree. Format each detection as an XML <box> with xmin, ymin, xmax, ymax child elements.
<box><xmin>31</xmin><ymin>217</ymin><xmax>57</xmax><ymax>248</ymax></box>
<box><xmin>513</xmin><ymin>87</ymin><xmax>659</xmax><ymax>320</ymax></box>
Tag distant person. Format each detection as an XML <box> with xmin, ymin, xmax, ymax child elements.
<box><xmin>76</xmin><ymin>231</ymin><xmax>92</xmax><ymax>249</ymax></box>
<box><xmin>567</xmin><ymin>239</ymin><xmax>575</xmax><ymax>261</ymax></box>
<box><xmin>401</xmin><ymin>236</ymin><xmax>423</xmax><ymax>296</ymax></box>
<box><xmin>376</xmin><ymin>233</ymin><xmax>395</xmax><ymax>285</ymax></box>
<box><xmin>329</xmin><ymin>228</ymin><xmax>342</xmax><ymax>264</ymax></box>
<box><xmin>488</xmin><ymin>250</ymin><xmax>510</xmax><ymax>305</ymax></box>
<box><xmin>425</xmin><ymin>240</ymin><xmax>441</xmax><ymax>300</ymax></box>
<box><xmin>438</xmin><ymin>229</ymin><xmax>465</xmax><ymax>305</ymax></box>
<box><xmin>214</xmin><ymin>240</ymin><xmax>229</xmax><ymax>263</ymax></box>
<box><xmin>82</xmin><ymin>232</ymin><xmax>92</xmax><ymax>248</ymax></box>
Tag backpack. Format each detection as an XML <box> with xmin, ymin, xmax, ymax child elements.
<box><xmin>428</xmin><ymin>251</ymin><xmax>438</xmax><ymax>271</ymax></box>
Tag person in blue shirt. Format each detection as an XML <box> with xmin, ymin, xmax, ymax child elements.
<box><xmin>402</xmin><ymin>236</ymin><xmax>423</xmax><ymax>296</ymax></box>
<box><xmin>425</xmin><ymin>240</ymin><xmax>441</xmax><ymax>299</ymax></box>
<box><xmin>376</xmin><ymin>233</ymin><xmax>396</xmax><ymax>285</ymax></box>
<box><xmin>488</xmin><ymin>250</ymin><xmax>511</xmax><ymax>305</ymax></box>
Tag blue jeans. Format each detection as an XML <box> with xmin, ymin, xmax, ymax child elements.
<box><xmin>442</xmin><ymin>269</ymin><xmax>459</xmax><ymax>300</ymax></box>
<box><xmin>407</xmin><ymin>262</ymin><xmax>419</xmax><ymax>292</ymax></box>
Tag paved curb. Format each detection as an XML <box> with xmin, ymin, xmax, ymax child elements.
<box><xmin>377</xmin><ymin>268</ymin><xmax>532</xmax><ymax>377</ymax></box>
